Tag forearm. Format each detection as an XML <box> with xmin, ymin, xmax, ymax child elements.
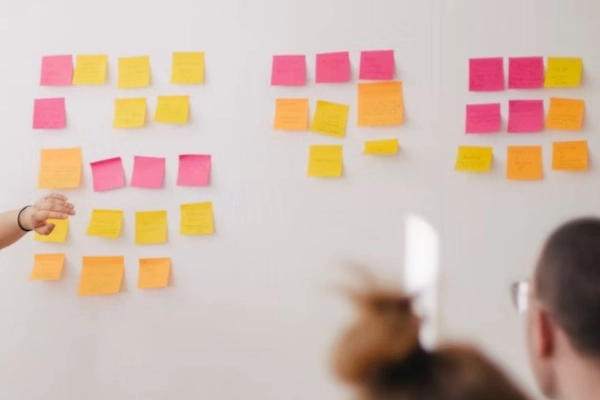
<box><xmin>0</xmin><ymin>209</ymin><xmax>28</xmax><ymax>250</ymax></box>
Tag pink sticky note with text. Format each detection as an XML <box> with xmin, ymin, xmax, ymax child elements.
<box><xmin>316</xmin><ymin>52</ymin><xmax>350</xmax><ymax>83</ymax></box>
<box><xmin>508</xmin><ymin>100</ymin><xmax>544</xmax><ymax>133</ymax></box>
<box><xmin>466</xmin><ymin>103</ymin><xmax>501</xmax><ymax>133</ymax></box>
<box><xmin>33</xmin><ymin>98</ymin><xmax>66</xmax><ymax>129</ymax></box>
<box><xmin>131</xmin><ymin>156</ymin><xmax>166</xmax><ymax>189</ymax></box>
<box><xmin>271</xmin><ymin>55</ymin><xmax>306</xmax><ymax>86</ymax></box>
<box><xmin>40</xmin><ymin>55</ymin><xmax>73</xmax><ymax>86</ymax></box>
<box><xmin>359</xmin><ymin>50</ymin><xmax>395</xmax><ymax>80</ymax></box>
<box><xmin>469</xmin><ymin>58</ymin><xmax>504</xmax><ymax>91</ymax></box>
<box><xmin>90</xmin><ymin>157</ymin><xmax>126</xmax><ymax>192</ymax></box>
<box><xmin>177</xmin><ymin>154</ymin><xmax>211</xmax><ymax>187</ymax></box>
<box><xmin>508</xmin><ymin>57</ymin><xmax>544</xmax><ymax>89</ymax></box>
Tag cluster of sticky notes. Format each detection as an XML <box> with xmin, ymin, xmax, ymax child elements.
<box><xmin>112</xmin><ymin>95</ymin><xmax>191</xmax><ymax>128</ymax></box>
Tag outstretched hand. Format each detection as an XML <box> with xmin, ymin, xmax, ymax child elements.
<box><xmin>21</xmin><ymin>193</ymin><xmax>76</xmax><ymax>235</ymax></box>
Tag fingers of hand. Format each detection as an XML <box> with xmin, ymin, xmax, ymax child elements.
<box><xmin>45</xmin><ymin>193</ymin><xmax>67</xmax><ymax>202</ymax></box>
<box><xmin>37</xmin><ymin>196</ymin><xmax>75</xmax><ymax>216</ymax></box>
<box><xmin>35</xmin><ymin>223</ymin><xmax>55</xmax><ymax>236</ymax></box>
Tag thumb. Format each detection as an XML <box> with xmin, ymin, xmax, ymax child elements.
<box><xmin>35</xmin><ymin>223</ymin><xmax>55</xmax><ymax>236</ymax></box>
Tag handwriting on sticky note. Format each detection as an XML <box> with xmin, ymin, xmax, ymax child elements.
<box><xmin>454</xmin><ymin>146</ymin><xmax>493</xmax><ymax>172</ymax></box>
<box><xmin>118</xmin><ymin>56</ymin><xmax>150</xmax><ymax>89</ymax></box>
<box><xmin>90</xmin><ymin>157</ymin><xmax>125</xmax><ymax>192</ymax></box>
<box><xmin>316</xmin><ymin>52</ymin><xmax>350</xmax><ymax>83</ymax></box>
<box><xmin>358</xmin><ymin>82</ymin><xmax>403</xmax><ymax>126</ymax></box>
<box><xmin>40</xmin><ymin>55</ymin><xmax>72</xmax><ymax>86</ymax></box>
<box><xmin>271</xmin><ymin>55</ymin><xmax>306</xmax><ymax>86</ymax></box>
<box><xmin>274</xmin><ymin>98</ymin><xmax>309</xmax><ymax>131</ymax></box>
<box><xmin>469</xmin><ymin>57</ymin><xmax>504</xmax><ymax>91</ymax></box>
<box><xmin>78</xmin><ymin>256</ymin><xmax>124</xmax><ymax>296</ymax></box>
<box><xmin>508</xmin><ymin>100</ymin><xmax>544</xmax><ymax>133</ymax></box>
<box><xmin>34</xmin><ymin>218</ymin><xmax>69</xmax><ymax>243</ymax></box>
<box><xmin>154</xmin><ymin>95</ymin><xmax>189</xmax><ymax>124</ymax></box>
<box><xmin>38</xmin><ymin>147</ymin><xmax>82</xmax><ymax>189</ymax></box>
<box><xmin>87</xmin><ymin>210</ymin><xmax>123</xmax><ymax>239</ymax></box>
<box><xmin>359</xmin><ymin>50</ymin><xmax>394</xmax><ymax>80</ymax></box>
<box><xmin>138</xmin><ymin>258</ymin><xmax>171</xmax><ymax>289</ymax></box>
<box><xmin>465</xmin><ymin>103</ymin><xmax>501</xmax><ymax>134</ymax></box>
<box><xmin>180</xmin><ymin>202</ymin><xmax>214</xmax><ymax>235</ymax></box>
<box><xmin>508</xmin><ymin>57</ymin><xmax>544</xmax><ymax>89</ymax></box>
<box><xmin>131</xmin><ymin>156</ymin><xmax>165</xmax><ymax>189</ymax></box>
<box><xmin>364</xmin><ymin>139</ymin><xmax>399</xmax><ymax>155</ymax></box>
<box><xmin>310</xmin><ymin>100</ymin><xmax>350</xmax><ymax>138</ymax></box>
<box><xmin>506</xmin><ymin>146</ymin><xmax>543</xmax><ymax>180</ymax></box>
<box><xmin>73</xmin><ymin>55</ymin><xmax>108</xmax><ymax>85</ymax></box>
<box><xmin>308</xmin><ymin>145</ymin><xmax>343</xmax><ymax>177</ymax></box>
<box><xmin>33</xmin><ymin>98</ymin><xmax>66</xmax><ymax>129</ymax></box>
<box><xmin>177</xmin><ymin>154</ymin><xmax>211</xmax><ymax>187</ymax></box>
<box><xmin>135</xmin><ymin>211</ymin><xmax>167</xmax><ymax>245</ymax></box>
<box><xmin>545</xmin><ymin>57</ymin><xmax>583</xmax><ymax>87</ymax></box>
<box><xmin>552</xmin><ymin>141</ymin><xmax>588</xmax><ymax>171</ymax></box>
<box><xmin>171</xmin><ymin>52</ymin><xmax>204</xmax><ymax>84</ymax></box>
<box><xmin>30</xmin><ymin>254</ymin><xmax>65</xmax><ymax>281</ymax></box>
<box><xmin>113</xmin><ymin>98</ymin><xmax>146</xmax><ymax>128</ymax></box>
<box><xmin>546</xmin><ymin>98</ymin><xmax>585</xmax><ymax>131</ymax></box>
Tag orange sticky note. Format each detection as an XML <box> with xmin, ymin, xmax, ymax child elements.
<box><xmin>546</xmin><ymin>98</ymin><xmax>585</xmax><ymax>131</ymax></box>
<box><xmin>358</xmin><ymin>81</ymin><xmax>404</xmax><ymax>126</ymax></box>
<box><xmin>506</xmin><ymin>146</ymin><xmax>543</xmax><ymax>180</ymax></box>
<box><xmin>30</xmin><ymin>254</ymin><xmax>65</xmax><ymax>281</ymax></box>
<box><xmin>138</xmin><ymin>258</ymin><xmax>171</xmax><ymax>289</ymax></box>
<box><xmin>273</xmin><ymin>98</ymin><xmax>309</xmax><ymax>131</ymax></box>
<box><xmin>78</xmin><ymin>256</ymin><xmax>124</xmax><ymax>296</ymax></box>
<box><xmin>38</xmin><ymin>147</ymin><xmax>82</xmax><ymax>189</ymax></box>
<box><xmin>552</xmin><ymin>141</ymin><xmax>588</xmax><ymax>171</ymax></box>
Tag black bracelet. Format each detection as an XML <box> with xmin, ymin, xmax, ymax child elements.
<box><xmin>17</xmin><ymin>206</ymin><xmax>32</xmax><ymax>232</ymax></box>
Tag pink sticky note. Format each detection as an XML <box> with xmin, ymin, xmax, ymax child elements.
<box><xmin>177</xmin><ymin>155</ymin><xmax>211</xmax><ymax>187</ymax></box>
<box><xmin>131</xmin><ymin>156</ymin><xmax>166</xmax><ymax>189</ymax></box>
<box><xmin>40</xmin><ymin>55</ymin><xmax>73</xmax><ymax>86</ymax></box>
<box><xmin>316</xmin><ymin>52</ymin><xmax>350</xmax><ymax>83</ymax></box>
<box><xmin>469</xmin><ymin>58</ymin><xmax>505</xmax><ymax>91</ymax></box>
<box><xmin>90</xmin><ymin>157</ymin><xmax>126</xmax><ymax>192</ymax></box>
<box><xmin>271</xmin><ymin>55</ymin><xmax>306</xmax><ymax>86</ymax></box>
<box><xmin>508</xmin><ymin>100</ymin><xmax>544</xmax><ymax>133</ymax></box>
<box><xmin>466</xmin><ymin>103</ymin><xmax>501</xmax><ymax>134</ymax></box>
<box><xmin>508</xmin><ymin>57</ymin><xmax>544</xmax><ymax>89</ymax></box>
<box><xmin>359</xmin><ymin>50</ymin><xmax>395</xmax><ymax>80</ymax></box>
<box><xmin>33</xmin><ymin>98</ymin><xmax>66</xmax><ymax>129</ymax></box>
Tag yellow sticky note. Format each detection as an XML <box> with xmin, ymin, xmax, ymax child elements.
<box><xmin>454</xmin><ymin>146</ymin><xmax>493</xmax><ymax>172</ymax></box>
<box><xmin>171</xmin><ymin>52</ymin><xmax>205</xmax><ymax>84</ymax></box>
<box><xmin>87</xmin><ymin>210</ymin><xmax>123</xmax><ymax>239</ymax></box>
<box><xmin>364</xmin><ymin>139</ymin><xmax>399</xmax><ymax>155</ymax></box>
<box><xmin>310</xmin><ymin>100</ymin><xmax>350</xmax><ymax>138</ymax></box>
<box><xmin>118</xmin><ymin>56</ymin><xmax>150</xmax><ymax>89</ymax></box>
<box><xmin>545</xmin><ymin>57</ymin><xmax>583</xmax><ymax>88</ymax></box>
<box><xmin>73</xmin><ymin>55</ymin><xmax>108</xmax><ymax>85</ymax></box>
<box><xmin>78</xmin><ymin>256</ymin><xmax>124</xmax><ymax>296</ymax></box>
<box><xmin>552</xmin><ymin>140</ymin><xmax>588</xmax><ymax>171</ymax></box>
<box><xmin>274</xmin><ymin>98</ymin><xmax>309</xmax><ymax>131</ymax></box>
<box><xmin>38</xmin><ymin>147</ymin><xmax>82</xmax><ymax>189</ymax></box>
<box><xmin>138</xmin><ymin>257</ymin><xmax>171</xmax><ymax>289</ymax></box>
<box><xmin>180</xmin><ymin>202</ymin><xmax>214</xmax><ymax>235</ymax></box>
<box><xmin>546</xmin><ymin>98</ymin><xmax>585</xmax><ymax>131</ymax></box>
<box><xmin>154</xmin><ymin>95</ymin><xmax>189</xmax><ymax>124</ymax></box>
<box><xmin>308</xmin><ymin>145</ymin><xmax>343</xmax><ymax>177</ymax></box>
<box><xmin>30</xmin><ymin>254</ymin><xmax>65</xmax><ymax>281</ymax></box>
<box><xmin>358</xmin><ymin>82</ymin><xmax>404</xmax><ymax>126</ymax></box>
<box><xmin>507</xmin><ymin>146</ymin><xmax>543</xmax><ymax>180</ymax></box>
<box><xmin>113</xmin><ymin>98</ymin><xmax>146</xmax><ymax>128</ymax></box>
<box><xmin>135</xmin><ymin>211</ymin><xmax>167</xmax><ymax>245</ymax></box>
<box><xmin>34</xmin><ymin>218</ymin><xmax>69</xmax><ymax>243</ymax></box>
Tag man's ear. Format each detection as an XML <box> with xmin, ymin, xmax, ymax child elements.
<box><xmin>534</xmin><ymin>308</ymin><xmax>555</xmax><ymax>358</ymax></box>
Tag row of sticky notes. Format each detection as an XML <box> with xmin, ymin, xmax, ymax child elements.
<box><xmin>466</xmin><ymin>98</ymin><xmax>585</xmax><ymax>133</ymax></box>
<box><xmin>31</xmin><ymin>254</ymin><xmax>171</xmax><ymax>292</ymax></box>
<box><xmin>271</xmin><ymin>50</ymin><xmax>396</xmax><ymax>85</ymax></box>
<box><xmin>40</xmin><ymin>53</ymin><xmax>205</xmax><ymax>87</ymax></box>
<box><xmin>455</xmin><ymin>141</ymin><xmax>588</xmax><ymax>178</ymax></box>
<box><xmin>469</xmin><ymin>57</ymin><xmax>583</xmax><ymax>91</ymax></box>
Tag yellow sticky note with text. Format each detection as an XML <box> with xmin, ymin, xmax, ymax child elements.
<box><xmin>364</xmin><ymin>139</ymin><xmax>399</xmax><ymax>155</ymax></box>
<box><xmin>113</xmin><ymin>98</ymin><xmax>146</xmax><ymax>128</ymax></box>
<box><xmin>171</xmin><ymin>52</ymin><xmax>205</xmax><ymax>84</ymax></box>
<box><xmin>135</xmin><ymin>211</ymin><xmax>167</xmax><ymax>244</ymax></box>
<box><xmin>358</xmin><ymin>82</ymin><xmax>404</xmax><ymax>126</ymax></box>
<box><xmin>138</xmin><ymin>258</ymin><xmax>171</xmax><ymax>289</ymax></box>
<box><xmin>180</xmin><ymin>202</ymin><xmax>214</xmax><ymax>235</ymax></box>
<box><xmin>34</xmin><ymin>218</ymin><xmax>69</xmax><ymax>243</ymax></box>
<box><xmin>38</xmin><ymin>147</ymin><xmax>82</xmax><ymax>189</ymax></box>
<box><xmin>454</xmin><ymin>146</ymin><xmax>493</xmax><ymax>172</ymax></box>
<box><xmin>87</xmin><ymin>210</ymin><xmax>123</xmax><ymax>239</ymax></box>
<box><xmin>506</xmin><ymin>146</ymin><xmax>543</xmax><ymax>180</ymax></box>
<box><xmin>30</xmin><ymin>254</ymin><xmax>65</xmax><ymax>281</ymax></box>
<box><xmin>546</xmin><ymin>98</ymin><xmax>585</xmax><ymax>131</ymax></box>
<box><xmin>544</xmin><ymin>57</ymin><xmax>583</xmax><ymax>88</ymax></box>
<box><xmin>552</xmin><ymin>140</ymin><xmax>588</xmax><ymax>171</ymax></box>
<box><xmin>78</xmin><ymin>256</ymin><xmax>124</xmax><ymax>296</ymax></box>
<box><xmin>118</xmin><ymin>56</ymin><xmax>150</xmax><ymax>89</ymax></box>
<box><xmin>308</xmin><ymin>145</ymin><xmax>343</xmax><ymax>177</ymax></box>
<box><xmin>73</xmin><ymin>55</ymin><xmax>108</xmax><ymax>85</ymax></box>
<box><xmin>274</xmin><ymin>98</ymin><xmax>309</xmax><ymax>131</ymax></box>
<box><xmin>154</xmin><ymin>95</ymin><xmax>189</xmax><ymax>124</ymax></box>
<box><xmin>310</xmin><ymin>100</ymin><xmax>349</xmax><ymax>138</ymax></box>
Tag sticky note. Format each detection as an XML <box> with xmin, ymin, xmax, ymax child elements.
<box><xmin>469</xmin><ymin>57</ymin><xmax>504</xmax><ymax>91</ymax></box>
<box><xmin>177</xmin><ymin>154</ymin><xmax>211</xmax><ymax>187</ymax></box>
<box><xmin>506</xmin><ymin>146</ymin><xmax>543</xmax><ymax>180</ymax></box>
<box><xmin>38</xmin><ymin>147</ymin><xmax>82</xmax><ymax>189</ymax></box>
<box><xmin>546</xmin><ymin>98</ymin><xmax>585</xmax><ymax>131</ymax></box>
<box><xmin>113</xmin><ymin>98</ymin><xmax>146</xmax><ymax>128</ymax></box>
<box><xmin>454</xmin><ymin>146</ymin><xmax>493</xmax><ymax>172</ymax></box>
<box><xmin>40</xmin><ymin>55</ymin><xmax>72</xmax><ymax>86</ymax></box>
<box><xmin>465</xmin><ymin>103</ymin><xmax>501</xmax><ymax>134</ymax></box>
<box><xmin>308</xmin><ymin>145</ymin><xmax>343</xmax><ymax>177</ymax></box>
<box><xmin>364</xmin><ymin>139</ymin><xmax>399</xmax><ymax>155</ymax></box>
<box><xmin>508</xmin><ymin>100</ymin><xmax>544</xmax><ymax>133</ymax></box>
<box><xmin>90</xmin><ymin>157</ymin><xmax>126</xmax><ymax>192</ymax></box>
<box><xmin>274</xmin><ymin>98</ymin><xmax>309</xmax><ymax>131</ymax></box>
<box><xmin>180</xmin><ymin>202</ymin><xmax>214</xmax><ymax>235</ymax></box>
<box><xmin>552</xmin><ymin>141</ymin><xmax>588</xmax><ymax>171</ymax></box>
<box><xmin>135</xmin><ymin>211</ymin><xmax>167</xmax><ymax>245</ymax></box>
<box><xmin>73</xmin><ymin>55</ymin><xmax>108</xmax><ymax>85</ymax></box>
<box><xmin>33</xmin><ymin>98</ymin><xmax>66</xmax><ymax>129</ymax></box>
<box><xmin>86</xmin><ymin>210</ymin><xmax>123</xmax><ymax>239</ymax></box>
<box><xmin>34</xmin><ymin>218</ymin><xmax>69</xmax><ymax>243</ymax></box>
<box><xmin>271</xmin><ymin>55</ymin><xmax>306</xmax><ymax>86</ymax></box>
<box><xmin>316</xmin><ymin>52</ymin><xmax>350</xmax><ymax>83</ymax></box>
<box><xmin>359</xmin><ymin>50</ymin><xmax>395</xmax><ymax>80</ymax></box>
<box><xmin>310</xmin><ymin>100</ymin><xmax>350</xmax><ymax>138</ymax></box>
<box><xmin>78</xmin><ymin>256</ymin><xmax>124</xmax><ymax>296</ymax></box>
<box><xmin>30</xmin><ymin>254</ymin><xmax>65</xmax><ymax>281</ymax></box>
<box><xmin>508</xmin><ymin>57</ymin><xmax>544</xmax><ymax>89</ymax></box>
<box><xmin>131</xmin><ymin>156</ymin><xmax>165</xmax><ymax>189</ymax></box>
<box><xmin>138</xmin><ymin>258</ymin><xmax>171</xmax><ymax>289</ymax></box>
<box><xmin>545</xmin><ymin>57</ymin><xmax>583</xmax><ymax>88</ymax></box>
<box><xmin>171</xmin><ymin>52</ymin><xmax>204</xmax><ymax>84</ymax></box>
<box><xmin>118</xmin><ymin>56</ymin><xmax>150</xmax><ymax>89</ymax></box>
<box><xmin>154</xmin><ymin>95</ymin><xmax>189</xmax><ymax>124</ymax></box>
<box><xmin>358</xmin><ymin>82</ymin><xmax>403</xmax><ymax>126</ymax></box>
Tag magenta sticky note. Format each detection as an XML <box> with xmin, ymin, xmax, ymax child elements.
<box><xmin>359</xmin><ymin>50</ymin><xmax>395</xmax><ymax>80</ymax></box>
<box><xmin>508</xmin><ymin>100</ymin><xmax>544</xmax><ymax>133</ymax></box>
<box><xmin>90</xmin><ymin>157</ymin><xmax>126</xmax><ymax>192</ymax></box>
<box><xmin>316</xmin><ymin>52</ymin><xmax>350</xmax><ymax>83</ymax></box>
<box><xmin>469</xmin><ymin>57</ymin><xmax>505</xmax><ymax>91</ymax></box>
<box><xmin>40</xmin><ymin>55</ymin><xmax>73</xmax><ymax>86</ymax></box>
<box><xmin>131</xmin><ymin>156</ymin><xmax>166</xmax><ymax>189</ymax></box>
<box><xmin>508</xmin><ymin>57</ymin><xmax>544</xmax><ymax>89</ymax></box>
<box><xmin>177</xmin><ymin>154</ymin><xmax>211</xmax><ymax>187</ymax></box>
<box><xmin>466</xmin><ymin>103</ymin><xmax>501</xmax><ymax>134</ymax></box>
<box><xmin>271</xmin><ymin>55</ymin><xmax>306</xmax><ymax>86</ymax></box>
<box><xmin>33</xmin><ymin>98</ymin><xmax>66</xmax><ymax>129</ymax></box>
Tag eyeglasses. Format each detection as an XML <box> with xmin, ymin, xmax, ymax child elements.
<box><xmin>511</xmin><ymin>280</ymin><xmax>530</xmax><ymax>313</ymax></box>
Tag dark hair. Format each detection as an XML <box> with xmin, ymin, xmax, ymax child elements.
<box><xmin>535</xmin><ymin>217</ymin><xmax>600</xmax><ymax>356</ymax></box>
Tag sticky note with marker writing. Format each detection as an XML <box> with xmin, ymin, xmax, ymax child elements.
<box><xmin>546</xmin><ymin>98</ymin><xmax>585</xmax><ymax>131</ymax></box>
<box><xmin>34</xmin><ymin>218</ymin><xmax>69</xmax><ymax>243</ymax></box>
<box><xmin>465</xmin><ymin>103</ymin><xmax>501</xmax><ymax>133</ymax></box>
<box><xmin>135</xmin><ymin>211</ymin><xmax>167</xmax><ymax>245</ymax></box>
<box><xmin>154</xmin><ymin>95</ymin><xmax>189</xmax><ymax>124</ymax></box>
<box><xmin>113</xmin><ymin>98</ymin><xmax>146</xmax><ymax>128</ymax></box>
<box><xmin>78</xmin><ymin>256</ymin><xmax>124</xmax><ymax>296</ymax></box>
<box><xmin>171</xmin><ymin>52</ymin><xmax>204</xmax><ymax>84</ymax></box>
<box><xmin>30</xmin><ymin>254</ymin><xmax>65</xmax><ymax>281</ymax></box>
<box><xmin>310</xmin><ymin>100</ymin><xmax>350</xmax><ymax>138</ymax></box>
<box><xmin>359</xmin><ymin>50</ymin><xmax>394</xmax><ymax>80</ymax></box>
<box><xmin>180</xmin><ymin>202</ymin><xmax>214</xmax><ymax>235</ymax></box>
<box><xmin>131</xmin><ymin>156</ymin><xmax>165</xmax><ymax>189</ymax></box>
<box><xmin>38</xmin><ymin>147</ymin><xmax>82</xmax><ymax>189</ymax></box>
<box><xmin>506</xmin><ymin>146</ymin><xmax>543</xmax><ymax>180</ymax></box>
<box><xmin>455</xmin><ymin>146</ymin><xmax>493</xmax><ymax>172</ymax></box>
<box><xmin>308</xmin><ymin>145</ymin><xmax>343</xmax><ymax>177</ymax></box>
<box><xmin>40</xmin><ymin>55</ymin><xmax>72</xmax><ymax>86</ymax></box>
<box><xmin>87</xmin><ymin>210</ymin><xmax>123</xmax><ymax>239</ymax></box>
<box><xmin>364</xmin><ymin>139</ymin><xmax>399</xmax><ymax>155</ymax></box>
<box><xmin>508</xmin><ymin>57</ymin><xmax>544</xmax><ymax>89</ymax></box>
<box><xmin>469</xmin><ymin>57</ymin><xmax>504</xmax><ymax>91</ymax></box>
<box><xmin>508</xmin><ymin>100</ymin><xmax>544</xmax><ymax>133</ymax></box>
<box><xmin>33</xmin><ymin>98</ymin><xmax>66</xmax><ymax>129</ymax></box>
<box><xmin>118</xmin><ymin>56</ymin><xmax>150</xmax><ymax>89</ymax></box>
<box><xmin>545</xmin><ymin>57</ymin><xmax>582</xmax><ymax>87</ymax></box>
<box><xmin>73</xmin><ymin>55</ymin><xmax>108</xmax><ymax>85</ymax></box>
<box><xmin>552</xmin><ymin>141</ymin><xmax>588</xmax><ymax>171</ymax></box>
<box><xmin>316</xmin><ymin>52</ymin><xmax>350</xmax><ymax>83</ymax></box>
<box><xmin>358</xmin><ymin>82</ymin><xmax>403</xmax><ymax>126</ymax></box>
<box><xmin>90</xmin><ymin>157</ymin><xmax>126</xmax><ymax>192</ymax></box>
<box><xmin>274</xmin><ymin>98</ymin><xmax>309</xmax><ymax>131</ymax></box>
<box><xmin>271</xmin><ymin>55</ymin><xmax>306</xmax><ymax>86</ymax></box>
<box><xmin>177</xmin><ymin>154</ymin><xmax>211</xmax><ymax>187</ymax></box>
<box><xmin>138</xmin><ymin>258</ymin><xmax>171</xmax><ymax>289</ymax></box>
